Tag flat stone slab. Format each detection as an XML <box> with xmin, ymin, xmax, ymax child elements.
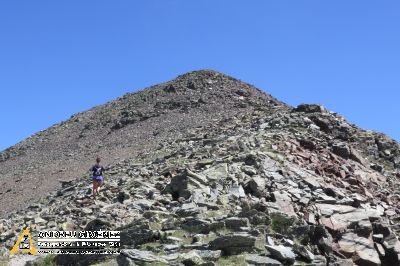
<box><xmin>315</xmin><ymin>204</ymin><xmax>356</xmax><ymax>216</ymax></box>
<box><xmin>121</xmin><ymin>249</ymin><xmax>168</xmax><ymax>263</ymax></box>
<box><xmin>201</xmin><ymin>163</ymin><xmax>228</xmax><ymax>181</ymax></box>
<box><xmin>245</xmin><ymin>254</ymin><xmax>282</xmax><ymax>265</ymax></box>
<box><xmin>265</xmin><ymin>245</ymin><xmax>296</xmax><ymax>263</ymax></box>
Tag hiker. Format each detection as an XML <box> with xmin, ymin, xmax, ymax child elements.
<box><xmin>91</xmin><ymin>157</ymin><xmax>105</xmax><ymax>198</ymax></box>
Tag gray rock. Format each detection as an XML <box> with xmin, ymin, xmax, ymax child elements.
<box><xmin>129</xmin><ymin>199</ymin><xmax>153</xmax><ymax>211</ymax></box>
<box><xmin>164</xmin><ymin>171</ymin><xmax>209</xmax><ymax>200</ymax></box>
<box><xmin>121</xmin><ymin>249</ymin><xmax>167</xmax><ymax>264</ymax></box>
<box><xmin>246</xmin><ymin>176</ymin><xmax>266</xmax><ymax>196</ymax></box>
<box><xmin>299</xmin><ymin>138</ymin><xmax>317</xmax><ymax>150</ymax></box>
<box><xmin>196</xmin><ymin>250</ymin><xmax>221</xmax><ymax>261</ymax></box>
<box><xmin>319</xmin><ymin>208</ymin><xmax>373</xmax><ymax>234</ymax></box>
<box><xmin>117</xmin><ymin>191</ymin><xmax>130</xmax><ymax>203</ymax></box>
<box><xmin>201</xmin><ymin>163</ymin><xmax>228</xmax><ymax>181</ymax></box>
<box><xmin>116</xmin><ymin>254</ymin><xmax>135</xmax><ymax>266</ymax></box>
<box><xmin>242</xmin><ymin>165</ymin><xmax>258</xmax><ymax>176</ymax></box>
<box><xmin>209</xmin><ymin>233</ymin><xmax>257</xmax><ymax>255</ymax></box>
<box><xmin>338</xmin><ymin>232</ymin><xmax>381</xmax><ymax>266</ymax></box>
<box><xmin>295</xmin><ymin>104</ymin><xmax>326</xmax><ymax>113</ymax></box>
<box><xmin>312</xmin><ymin>255</ymin><xmax>327</xmax><ymax>265</ymax></box>
<box><xmin>224</xmin><ymin>217</ymin><xmax>250</xmax><ymax>230</ymax></box>
<box><xmin>163</xmin><ymin>244</ymin><xmax>181</xmax><ymax>251</ymax></box>
<box><xmin>350</xmin><ymin>147</ymin><xmax>367</xmax><ymax>166</ymax></box>
<box><xmin>175</xmin><ymin>203</ymin><xmax>205</xmax><ymax>217</ymax></box>
<box><xmin>84</xmin><ymin>218</ymin><xmax>112</xmax><ymax>231</ymax></box>
<box><xmin>81</xmin><ymin>207</ymin><xmax>93</xmax><ymax>215</ymax></box>
<box><xmin>120</xmin><ymin>225</ymin><xmax>157</xmax><ymax>246</ymax></box>
<box><xmin>318</xmin><ymin>236</ymin><xmax>333</xmax><ymax>256</ymax></box>
<box><xmin>179</xmin><ymin>250</ymin><xmax>202</xmax><ymax>265</ymax></box>
<box><xmin>332</xmin><ymin>142</ymin><xmax>350</xmax><ymax>159</ymax></box>
<box><xmin>265</xmin><ymin>245</ymin><xmax>296</xmax><ymax>264</ymax></box>
<box><xmin>228</xmin><ymin>185</ymin><xmax>246</xmax><ymax>199</ymax></box>
<box><xmin>245</xmin><ymin>254</ymin><xmax>282</xmax><ymax>265</ymax></box>
<box><xmin>330</xmin><ymin>259</ymin><xmax>354</xmax><ymax>266</ymax></box>
<box><xmin>182</xmin><ymin>218</ymin><xmax>211</xmax><ymax>234</ymax></box>
<box><xmin>288</xmin><ymin>165</ymin><xmax>321</xmax><ymax>189</ymax></box>
<box><xmin>293</xmin><ymin>244</ymin><xmax>314</xmax><ymax>262</ymax></box>
<box><xmin>271</xmin><ymin>192</ymin><xmax>296</xmax><ymax>216</ymax></box>
<box><xmin>309</xmin><ymin>225</ymin><xmax>332</xmax><ymax>256</ymax></box>
<box><xmin>34</xmin><ymin>217</ymin><xmax>47</xmax><ymax>225</ymax></box>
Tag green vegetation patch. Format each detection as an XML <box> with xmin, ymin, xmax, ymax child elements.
<box><xmin>216</xmin><ymin>255</ymin><xmax>247</xmax><ymax>266</ymax></box>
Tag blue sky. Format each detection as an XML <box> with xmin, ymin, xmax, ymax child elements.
<box><xmin>1</xmin><ymin>1</ymin><xmax>399</xmax><ymax>151</ymax></box>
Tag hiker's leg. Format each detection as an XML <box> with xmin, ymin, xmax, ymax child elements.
<box><xmin>92</xmin><ymin>181</ymin><xmax>96</xmax><ymax>196</ymax></box>
<box><xmin>93</xmin><ymin>180</ymin><xmax>99</xmax><ymax>197</ymax></box>
<box><xmin>96</xmin><ymin>180</ymin><xmax>101</xmax><ymax>195</ymax></box>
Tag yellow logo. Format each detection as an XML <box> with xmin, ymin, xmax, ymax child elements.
<box><xmin>10</xmin><ymin>227</ymin><xmax>37</xmax><ymax>256</ymax></box>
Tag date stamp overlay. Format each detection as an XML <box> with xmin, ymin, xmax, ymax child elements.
<box><xmin>10</xmin><ymin>227</ymin><xmax>120</xmax><ymax>256</ymax></box>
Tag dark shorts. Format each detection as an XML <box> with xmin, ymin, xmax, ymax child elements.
<box><xmin>92</xmin><ymin>176</ymin><xmax>104</xmax><ymax>181</ymax></box>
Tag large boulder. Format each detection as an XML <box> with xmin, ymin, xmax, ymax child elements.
<box><xmin>120</xmin><ymin>223</ymin><xmax>158</xmax><ymax>246</ymax></box>
<box><xmin>265</xmin><ymin>245</ymin><xmax>296</xmax><ymax>264</ymax></box>
<box><xmin>209</xmin><ymin>233</ymin><xmax>257</xmax><ymax>255</ymax></box>
<box><xmin>181</xmin><ymin>218</ymin><xmax>212</xmax><ymax>234</ymax></box>
<box><xmin>294</xmin><ymin>104</ymin><xmax>327</xmax><ymax>113</ymax></box>
<box><xmin>163</xmin><ymin>169</ymin><xmax>209</xmax><ymax>199</ymax></box>
<box><xmin>337</xmin><ymin>232</ymin><xmax>381</xmax><ymax>266</ymax></box>
<box><xmin>245</xmin><ymin>176</ymin><xmax>266</xmax><ymax>197</ymax></box>
<box><xmin>332</xmin><ymin>142</ymin><xmax>351</xmax><ymax>159</ymax></box>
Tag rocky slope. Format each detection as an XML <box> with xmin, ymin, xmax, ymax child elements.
<box><xmin>0</xmin><ymin>70</ymin><xmax>282</xmax><ymax>217</ymax></box>
<box><xmin>1</xmin><ymin>70</ymin><xmax>400</xmax><ymax>266</ymax></box>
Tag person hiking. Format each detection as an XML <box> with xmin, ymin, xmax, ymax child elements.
<box><xmin>91</xmin><ymin>157</ymin><xmax>105</xmax><ymax>198</ymax></box>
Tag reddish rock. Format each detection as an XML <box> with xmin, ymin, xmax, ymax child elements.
<box><xmin>338</xmin><ymin>232</ymin><xmax>381</xmax><ymax>266</ymax></box>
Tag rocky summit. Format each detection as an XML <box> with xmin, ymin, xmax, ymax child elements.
<box><xmin>0</xmin><ymin>70</ymin><xmax>400</xmax><ymax>266</ymax></box>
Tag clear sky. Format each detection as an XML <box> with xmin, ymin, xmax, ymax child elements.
<box><xmin>1</xmin><ymin>1</ymin><xmax>399</xmax><ymax>151</ymax></box>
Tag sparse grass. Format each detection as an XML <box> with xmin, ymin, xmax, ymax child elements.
<box><xmin>146</xmin><ymin>262</ymin><xmax>168</xmax><ymax>266</ymax></box>
<box><xmin>161</xmin><ymin>230</ymin><xmax>192</xmax><ymax>245</ymax></box>
<box><xmin>270</xmin><ymin>213</ymin><xmax>295</xmax><ymax>235</ymax></box>
<box><xmin>141</xmin><ymin>242</ymin><xmax>163</xmax><ymax>253</ymax></box>
<box><xmin>216</xmin><ymin>255</ymin><xmax>247</xmax><ymax>266</ymax></box>
<box><xmin>201</xmin><ymin>210</ymin><xmax>230</xmax><ymax>219</ymax></box>
<box><xmin>215</xmin><ymin>226</ymin><xmax>231</xmax><ymax>235</ymax></box>
<box><xmin>148</xmin><ymin>222</ymin><xmax>162</xmax><ymax>231</ymax></box>
<box><xmin>169</xmin><ymin>230</ymin><xmax>187</xmax><ymax>239</ymax></box>
<box><xmin>91</xmin><ymin>257</ymin><xmax>119</xmax><ymax>266</ymax></box>
<box><xmin>30</xmin><ymin>254</ymin><xmax>56</xmax><ymax>266</ymax></box>
<box><xmin>194</xmin><ymin>232</ymin><xmax>217</xmax><ymax>245</ymax></box>
<box><xmin>255</xmin><ymin>236</ymin><xmax>266</xmax><ymax>251</ymax></box>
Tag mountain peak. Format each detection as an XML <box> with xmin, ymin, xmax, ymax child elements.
<box><xmin>176</xmin><ymin>69</ymin><xmax>223</xmax><ymax>78</ymax></box>
<box><xmin>0</xmin><ymin>70</ymin><xmax>284</xmax><ymax>216</ymax></box>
